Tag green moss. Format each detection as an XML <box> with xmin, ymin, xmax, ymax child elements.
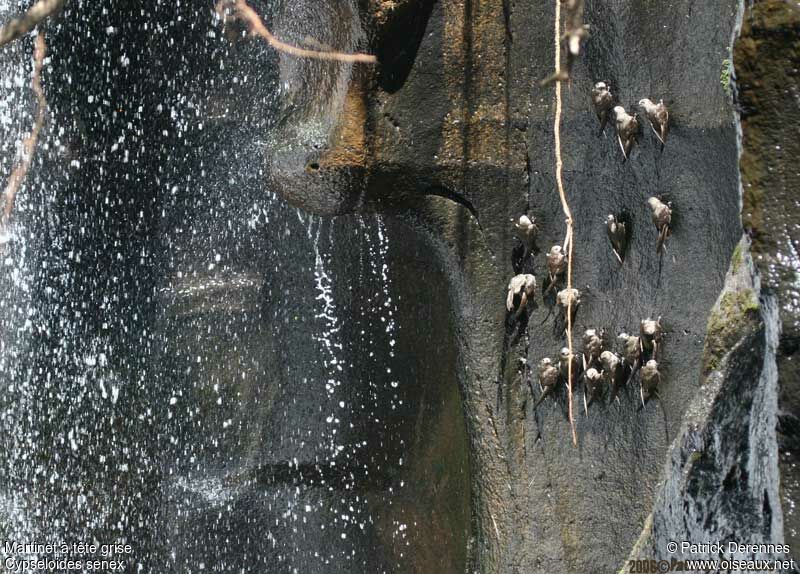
<box><xmin>731</xmin><ymin>241</ymin><xmax>744</xmax><ymax>274</ymax></box>
<box><xmin>702</xmin><ymin>289</ymin><xmax>761</xmax><ymax>377</ymax></box>
<box><xmin>720</xmin><ymin>58</ymin><xmax>732</xmax><ymax>96</ymax></box>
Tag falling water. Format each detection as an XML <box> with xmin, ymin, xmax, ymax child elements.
<box><xmin>0</xmin><ymin>2</ymin><xmax>469</xmax><ymax>573</ymax></box>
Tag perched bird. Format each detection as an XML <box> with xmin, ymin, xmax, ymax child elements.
<box><xmin>582</xmin><ymin>328</ymin><xmax>605</xmax><ymax>370</ymax></box>
<box><xmin>640</xmin><ymin>359</ymin><xmax>661</xmax><ymax>406</ymax></box>
<box><xmin>600</xmin><ymin>350</ymin><xmax>626</xmax><ymax>403</ymax></box>
<box><xmin>512</xmin><ymin>214</ymin><xmax>538</xmax><ymax>259</ymax></box>
<box><xmin>534</xmin><ymin>357</ymin><xmax>560</xmax><ymax>409</ymax></box>
<box><xmin>556</xmin><ymin>287</ymin><xmax>581</xmax><ymax>325</ymax></box>
<box><xmin>606</xmin><ymin>214</ymin><xmax>627</xmax><ymax>264</ymax></box>
<box><xmin>545</xmin><ymin>245</ymin><xmax>567</xmax><ymax>293</ymax></box>
<box><xmin>639</xmin><ymin>317</ymin><xmax>663</xmax><ymax>359</ymax></box>
<box><xmin>507</xmin><ymin>274</ymin><xmax>537</xmax><ymax>319</ymax></box>
<box><xmin>614</xmin><ymin>106</ymin><xmax>639</xmax><ymax>161</ymax></box>
<box><xmin>583</xmin><ymin>367</ymin><xmax>603</xmax><ymax>413</ymax></box>
<box><xmin>638</xmin><ymin>98</ymin><xmax>669</xmax><ymax>149</ymax></box>
<box><xmin>540</xmin><ymin>0</ymin><xmax>588</xmax><ymax>85</ymax></box>
<box><xmin>558</xmin><ymin>347</ymin><xmax>583</xmax><ymax>390</ymax></box>
<box><xmin>647</xmin><ymin>197</ymin><xmax>672</xmax><ymax>254</ymax></box>
<box><xmin>592</xmin><ymin>82</ymin><xmax>615</xmax><ymax>136</ymax></box>
<box><xmin>618</xmin><ymin>332</ymin><xmax>641</xmax><ymax>371</ymax></box>
<box><xmin>618</xmin><ymin>332</ymin><xmax>642</xmax><ymax>386</ymax></box>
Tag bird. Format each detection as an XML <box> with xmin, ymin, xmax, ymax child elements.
<box><xmin>556</xmin><ymin>287</ymin><xmax>581</xmax><ymax>325</ymax></box>
<box><xmin>647</xmin><ymin>197</ymin><xmax>672</xmax><ymax>255</ymax></box>
<box><xmin>506</xmin><ymin>274</ymin><xmax>536</xmax><ymax>319</ymax></box>
<box><xmin>582</xmin><ymin>328</ymin><xmax>605</xmax><ymax>370</ymax></box>
<box><xmin>614</xmin><ymin>106</ymin><xmax>639</xmax><ymax>161</ymax></box>
<box><xmin>640</xmin><ymin>359</ymin><xmax>661</xmax><ymax>406</ymax></box>
<box><xmin>639</xmin><ymin>317</ymin><xmax>663</xmax><ymax>359</ymax></box>
<box><xmin>558</xmin><ymin>347</ymin><xmax>583</xmax><ymax>390</ymax></box>
<box><xmin>618</xmin><ymin>332</ymin><xmax>641</xmax><ymax>367</ymax></box>
<box><xmin>638</xmin><ymin>98</ymin><xmax>669</xmax><ymax>149</ymax></box>
<box><xmin>592</xmin><ymin>82</ymin><xmax>615</xmax><ymax>136</ymax></box>
<box><xmin>512</xmin><ymin>214</ymin><xmax>538</xmax><ymax>259</ymax></box>
<box><xmin>618</xmin><ymin>332</ymin><xmax>642</xmax><ymax>384</ymax></box>
<box><xmin>540</xmin><ymin>0</ymin><xmax>588</xmax><ymax>86</ymax></box>
<box><xmin>534</xmin><ymin>357</ymin><xmax>560</xmax><ymax>409</ymax></box>
<box><xmin>583</xmin><ymin>367</ymin><xmax>603</xmax><ymax>413</ymax></box>
<box><xmin>600</xmin><ymin>350</ymin><xmax>626</xmax><ymax>403</ymax></box>
<box><xmin>545</xmin><ymin>244</ymin><xmax>567</xmax><ymax>293</ymax></box>
<box><xmin>606</xmin><ymin>214</ymin><xmax>627</xmax><ymax>264</ymax></box>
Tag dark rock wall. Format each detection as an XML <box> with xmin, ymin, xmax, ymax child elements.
<box><xmin>340</xmin><ymin>0</ymin><xmax>745</xmax><ymax>571</ymax></box>
<box><xmin>0</xmin><ymin>0</ymin><xmax>796</xmax><ymax>573</ymax></box>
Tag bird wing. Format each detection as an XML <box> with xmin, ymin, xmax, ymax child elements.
<box><xmin>656</xmin><ymin>225</ymin><xmax>669</xmax><ymax>254</ymax></box>
<box><xmin>617</xmin><ymin>133</ymin><xmax>627</xmax><ymax>160</ymax></box>
<box><xmin>506</xmin><ymin>288</ymin><xmax>514</xmax><ymax>312</ymax></box>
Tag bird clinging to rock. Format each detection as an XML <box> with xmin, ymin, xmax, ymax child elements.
<box><xmin>507</xmin><ymin>274</ymin><xmax>537</xmax><ymax>319</ymax></box>
<box><xmin>618</xmin><ymin>332</ymin><xmax>642</xmax><ymax>385</ymax></box>
<box><xmin>640</xmin><ymin>359</ymin><xmax>661</xmax><ymax>406</ymax></box>
<box><xmin>534</xmin><ymin>357</ymin><xmax>560</xmax><ymax>409</ymax></box>
<box><xmin>614</xmin><ymin>106</ymin><xmax>639</xmax><ymax>161</ymax></box>
<box><xmin>592</xmin><ymin>82</ymin><xmax>615</xmax><ymax>136</ymax></box>
<box><xmin>545</xmin><ymin>244</ymin><xmax>567</xmax><ymax>294</ymax></box>
<box><xmin>647</xmin><ymin>197</ymin><xmax>672</xmax><ymax>255</ymax></box>
<box><xmin>582</xmin><ymin>328</ymin><xmax>605</xmax><ymax>370</ymax></box>
<box><xmin>600</xmin><ymin>350</ymin><xmax>626</xmax><ymax>403</ymax></box>
<box><xmin>640</xmin><ymin>317</ymin><xmax>663</xmax><ymax>359</ymax></box>
<box><xmin>559</xmin><ymin>346</ymin><xmax>583</xmax><ymax>390</ymax></box>
<box><xmin>583</xmin><ymin>367</ymin><xmax>603</xmax><ymax>414</ymax></box>
<box><xmin>638</xmin><ymin>98</ymin><xmax>669</xmax><ymax>149</ymax></box>
<box><xmin>540</xmin><ymin>0</ymin><xmax>588</xmax><ymax>86</ymax></box>
<box><xmin>512</xmin><ymin>214</ymin><xmax>538</xmax><ymax>259</ymax></box>
<box><xmin>556</xmin><ymin>287</ymin><xmax>581</xmax><ymax>325</ymax></box>
<box><xmin>606</xmin><ymin>214</ymin><xmax>627</xmax><ymax>264</ymax></box>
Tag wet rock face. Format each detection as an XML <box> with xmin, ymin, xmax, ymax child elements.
<box><xmin>734</xmin><ymin>0</ymin><xmax>800</xmax><ymax>554</ymax></box>
<box><xmin>1</xmin><ymin>2</ymin><xmax>471</xmax><ymax>573</ymax></box>
<box><xmin>277</xmin><ymin>0</ymin><xmax>746</xmax><ymax>571</ymax></box>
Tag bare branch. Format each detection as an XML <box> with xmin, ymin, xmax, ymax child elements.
<box><xmin>0</xmin><ymin>0</ymin><xmax>64</xmax><ymax>48</ymax></box>
<box><xmin>1</xmin><ymin>32</ymin><xmax>47</xmax><ymax>232</ymax></box>
<box><xmin>215</xmin><ymin>0</ymin><xmax>377</xmax><ymax>64</ymax></box>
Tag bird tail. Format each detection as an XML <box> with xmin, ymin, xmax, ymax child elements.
<box><xmin>656</xmin><ymin>226</ymin><xmax>669</xmax><ymax>254</ymax></box>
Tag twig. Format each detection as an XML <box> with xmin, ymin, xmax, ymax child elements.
<box><xmin>552</xmin><ymin>0</ymin><xmax>577</xmax><ymax>446</ymax></box>
<box><xmin>1</xmin><ymin>32</ymin><xmax>47</xmax><ymax>233</ymax></box>
<box><xmin>215</xmin><ymin>0</ymin><xmax>377</xmax><ymax>64</ymax></box>
<box><xmin>0</xmin><ymin>0</ymin><xmax>64</xmax><ymax>48</ymax></box>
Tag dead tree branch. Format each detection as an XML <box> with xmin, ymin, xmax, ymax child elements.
<box><xmin>215</xmin><ymin>0</ymin><xmax>377</xmax><ymax>64</ymax></box>
<box><xmin>0</xmin><ymin>0</ymin><xmax>64</xmax><ymax>48</ymax></box>
<box><xmin>1</xmin><ymin>32</ymin><xmax>47</xmax><ymax>233</ymax></box>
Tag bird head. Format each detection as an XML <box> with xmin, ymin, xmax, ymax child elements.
<box><xmin>559</xmin><ymin>347</ymin><xmax>571</xmax><ymax>362</ymax></box>
<box><xmin>613</xmin><ymin>105</ymin><xmax>626</xmax><ymax>117</ymax></box>
<box><xmin>647</xmin><ymin>197</ymin><xmax>661</xmax><ymax>211</ymax></box>
<box><xmin>639</xmin><ymin>98</ymin><xmax>653</xmax><ymax>108</ymax></box>
<box><xmin>586</xmin><ymin>368</ymin><xmax>600</xmax><ymax>381</ymax></box>
<box><xmin>594</xmin><ymin>81</ymin><xmax>608</xmax><ymax>92</ymax></box>
<box><xmin>606</xmin><ymin>214</ymin><xmax>616</xmax><ymax>226</ymax></box>
<box><xmin>539</xmin><ymin>357</ymin><xmax>553</xmax><ymax>369</ymax></box>
<box><xmin>645</xmin><ymin>359</ymin><xmax>658</xmax><ymax>369</ymax></box>
<box><xmin>549</xmin><ymin>244</ymin><xmax>562</xmax><ymax>256</ymax></box>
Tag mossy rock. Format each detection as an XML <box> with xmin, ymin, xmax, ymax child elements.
<box><xmin>702</xmin><ymin>289</ymin><xmax>761</xmax><ymax>376</ymax></box>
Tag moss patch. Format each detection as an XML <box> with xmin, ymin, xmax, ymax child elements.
<box><xmin>720</xmin><ymin>58</ymin><xmax>732</xmax><ymax>97</ymax></box>
<box><xmin>702</xmin><ymin>289</ymin><xmax>761</xmax><ymax>376</ymax></box>
<box><xmin>731</xmin><ymin>241</ymin><xmax>744</xmax><ymax>274</ymax></box>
